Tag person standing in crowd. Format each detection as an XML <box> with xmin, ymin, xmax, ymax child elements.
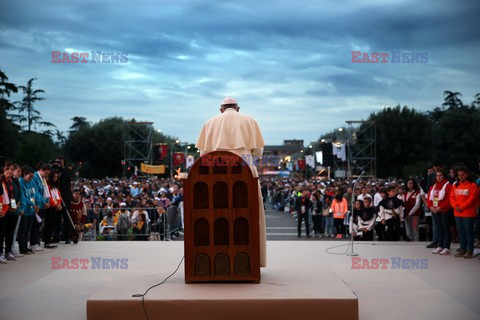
<box><xmin>44</xmin><ymin>169</ymin><xmax>62</xmax><ymax>248</ymax></box>
<box><xmin>30</xmin><ymin>162</ymin><xmax>51</xmax><ymax>251</ymax></box>
<box><xmin>321</xmin><ymin>195</ymin><xmax>334</xmax><ymax>238</ymax></box>
<box><xmin>10</xmin><ymin>164</ymin><xmax>24</xmax><ymax>258</ymax></box>
<box><xmin>116</xmin><ymin>202</ymin><xmax>131</xmax><ymax>241</ymax></box>
<box><xmin>403</xmin><ymin>179</ymin><xmax>422</xmax><ymax>242</ymax></box>
<box><xmin>18</xmin><ymin>166</ymin><xmax>37</xmax><ymax>254</ymax></box>
<box><xmin>357</xmin><ymin>187</ymin><xmax>372</xmax><ymax>202</ymax></box>
<box><xmin>427</xmin><ymin>170</ymin><xmax>452</xmax><ymax>255</ymax></box>
<box><xmin>69</xmin><ymin>189</ymin><xmax>87</xmax><ymax>243</ymax></box>
<box><xmin>0</xmin><ymin>169</ymin><xmax>5</xmax><ymax>263</ymax></box>
<box><xmin>332</xmin><ymin>192</ymin><xmax>348</xmax><ymax>239</ymax></box>
<box><xmin>295</xmin><ymin>190</ymin><xmax>312</xmax><ymax>238</ymax></box>
<box><xmin>450</xmin><ymin>166</ymin><xmax>479</xmax><ymax>259</ymax></box>
<box><xmin>376</xmin><ymin>186</ymin><xmax>403</xmax><ymax>241</ymax></box>
<box><xmin>54</xmin><ymin>157</ymin><xmax>73</xmax><ymax>244</ymax></box>
<box><xmin>0</xmin><ymin>163</ymin><xmax>22</xmax><ymax>262</ymax></box>
<box><xmin>311</xmin><ymin>190</ymin><xmax>323</xmax><ymax>237</ymax></box>
<box><xmin>425</xmin><ymin>160</ymin><xmax>444</xmax><ymax>248</ymax></box>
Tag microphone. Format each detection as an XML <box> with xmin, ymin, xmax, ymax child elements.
<box><xmin>347</xmin><ymin>170</ymin><xmax>365</xmax><ymax>256</ymax></box>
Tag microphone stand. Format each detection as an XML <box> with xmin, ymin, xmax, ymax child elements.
<box><xmin>347</xmin><ymin>171</ymin><xmax>365</xmax><ymax>256</ymax></box>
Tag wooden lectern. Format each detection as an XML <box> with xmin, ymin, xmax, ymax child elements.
<box><xmin>184</xmin><ymin>151</ymin><xmax>260</xmax><ymax>283</ymax></box>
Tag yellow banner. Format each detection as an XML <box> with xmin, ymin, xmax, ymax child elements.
<box><xmin>140</xmin><ymin>163</ymin><xmax>165</xmax><ymax>174</ymax></box>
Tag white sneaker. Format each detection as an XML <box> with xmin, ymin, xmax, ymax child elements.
<box><xmin>0</xmin><ymin>255</ymin><xmax>7</xmax><ymax>264</ymax></box>
<box><xmin>34</xmin><ymin>244</ymin><xmax>43</xmax><ymax>252</ymax></box>
<box><xmin>6</xmin><ymin>253</ymin><xmax>17</xmax><ymax>261</ymax></box>
<box><xmin>432</xmin><ymin>247</ymin><xmax>443</xmax><ymax>254</ymax></box>
<box><xmin>439</xmin><ymin>248</ymin><xmax>451</xmax><ymax>255</ymax></box>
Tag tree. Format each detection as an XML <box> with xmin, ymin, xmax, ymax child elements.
<box><xmin>69</xmin><ymin>116</ymin><xmax>90</xmax><ymax>132</ymax></box>
<box><xmin>13</xmin><ymin>131</ymin><xmax>58</xmax><ymax>168</ymax></box>
<box><xmin>64</xmin><ymin>117</ymin><xmax>125</xmax><ymax>177</ymax></box>
<box><xmin>0</xmin><ymin>69</ymin><xmax>21</xmax><ymax>157</ymax></box>
<box><xmin>433</xmin><ymin>104</ymin><xmax>480</xmax><ymax>170</ymax></box>
<box><xmin>473</xmin><ymin>93</ymin><xmax>480</xmax><ymax>108</ymax></box>
<box><xmin>364</xmin><ymin>106</ymin><xmax>434</xmax><ymax>178</ymax></box>
<box><xmin>15</xmin><ymin>78</ymin><xmax>55</xmax><ymax>132</ymax></box>
<box><xmin>442</xmin><ymin>90</ymin><xmax>463</xmax><ymax>109</ymax></box>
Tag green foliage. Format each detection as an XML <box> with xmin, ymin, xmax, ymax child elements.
<box><xmin>368</xmin><ymin>105</ymin><xmax>434</xmax><ymax>178</ymax></box>
<box><xmin>433</xmin><ymin>105</ymin><xmax>480</xmax><ymax>170</ymax></box>
<box><xmin>64</xmin><ymin>117</ymin><xmax>125</xmax><ymax>177</ymax></box>
<box><xmin>15</xmin><ymin>78</ymin><xmax>55</xmax><ymax>132</ymax></box>
<box><xmin>13</xmin><ymin>132</ymin><xmax>58</xmax><ymax>168</ymax></box>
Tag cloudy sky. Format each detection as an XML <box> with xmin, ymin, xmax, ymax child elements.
<box><xmin>1</xmin><ymin>0</ymin><xmax>479</xmax><ymax>145</ymax></box>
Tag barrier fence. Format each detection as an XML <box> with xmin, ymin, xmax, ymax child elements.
<box><xmin>81</xmin><ymin>204</ymin><xmax>183</xmax><ymax>242</ymax></box>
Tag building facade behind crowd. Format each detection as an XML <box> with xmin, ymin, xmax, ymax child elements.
<box><xmin>1</xmin><ymin>158</ymin><xmax>479</xmax><ymax>263</ymax></box>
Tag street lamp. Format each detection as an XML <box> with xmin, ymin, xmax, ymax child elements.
<box><xmin>338</xmin><ymin>128</ymin><xmax>343</xmax><ymax>132</ymax></box>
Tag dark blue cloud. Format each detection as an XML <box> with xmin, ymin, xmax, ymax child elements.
<box><xmin>0</xmin><ymin>0</ymin><xmax>478</xmax><ymax>145</ymax></box>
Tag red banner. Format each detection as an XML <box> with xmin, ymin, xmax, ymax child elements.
<box><xmin>173</xmin><ymin>152</ymin><xmax>185</xmax><ymax>167</ymax></box>
<box><xmin>297</xmin><ymin>159</ymin><xmax>305</xmax><ymax>169</ymax></box>
<box><xmin>159</xmin><ymin>144</ymin><xmax>168</xmax><ymax>160</ymax></box>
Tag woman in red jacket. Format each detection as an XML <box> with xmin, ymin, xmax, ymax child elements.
<box><xmin>427</xmin><ymin>170</ymin><xmax>452</xmax><ymax>255</ymax></box>
<box><xmin>450</xmin><ymin>166</ymin><xmax>479</xmax><ymax>259</ymax></box>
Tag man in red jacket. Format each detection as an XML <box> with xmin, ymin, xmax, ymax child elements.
<box><xmin>450</xmin><ymin>166</ymin><xmax>479</xmax><ymax>259</ymax></box>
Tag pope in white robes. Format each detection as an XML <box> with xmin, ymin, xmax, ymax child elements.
<box><xmin>196</xmin><ymin>97</ymin><xmax>267</xmax><ymax>267</ymax></box>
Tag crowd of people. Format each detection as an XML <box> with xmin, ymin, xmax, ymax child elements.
<box><xmin>1</xmin><ymin>157</ymin><xmax>479</xmax><ymax>264</ymax></box>
<box><xmin>263</xmin><ymin>160</ymin><xmax>480</xmax><ymax>259</ymax></box>
<box><xmin>0</xmin><ymin>157</ymin><xmax>184</xmax><ymax>264</ymax></box>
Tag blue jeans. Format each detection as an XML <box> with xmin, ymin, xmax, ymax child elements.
<box><xmin>455</xmin><ymin>217</ymin><xmax>475</xmax><ymax>252</ymax></box>
<box><xmin>323</xmin><ymin>216</ymin><xmax>334</xmax><ymax>235</ymax></box>
<box><xmin>432</xmin><ymin>212</ymin><xmax>451</xmax><ymax>249</ymax></box>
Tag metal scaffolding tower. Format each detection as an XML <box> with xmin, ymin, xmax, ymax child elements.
<box><xmin>346</xmin><ymin>120</ymin><xmax>376</xmax><ymax>178</ymax></box>
<box><xmin>123</xmin><ymin>121</ymin><xmax>153</xmax><ymax>174</ymax></box>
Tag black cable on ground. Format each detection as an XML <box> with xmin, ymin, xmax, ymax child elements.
<box><xmin>132</xmin><ymin>256</ymin><xmax>185</xmax><ymax>320</ymax></box>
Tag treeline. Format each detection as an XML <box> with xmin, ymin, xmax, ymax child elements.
<box><xmin>319</xmin><ymin>91</ymin><xmax>480</xmax><ymax>178</ymax></box>
<box><xmin>2</xmin><ymin>69</ymin><xmax>479</xmax><ymax>178</ymax></box>
<box><xmin>0</xmin><ymin>69</ymin><xmax>176</xmax><ymax>177</ymax></box>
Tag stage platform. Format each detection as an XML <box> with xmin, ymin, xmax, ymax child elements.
<box><xmin>0</xmin><ymin>241</ymin><xmax>479</xmax><ymax>320</ymax></box>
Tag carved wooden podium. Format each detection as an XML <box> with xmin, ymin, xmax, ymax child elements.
<box><xmin>184</xmin><ymin>151</ymin><xmax>260</xmax><ymax>283</ymax></box>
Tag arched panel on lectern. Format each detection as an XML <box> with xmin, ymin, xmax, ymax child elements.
<box><xmin>233</xmin><ymin>181</ymin><xmax>248</xmax><ymax>208</ymax></box>
<box><xmin>193</xmin><ymin>182</ymin><xmax>209</xmax><ymax>209</ymax></box>
<box><xmin>194</xmin><ymin>218</ymin><xmax>209</xmax><ymax>246</ymax></box>
<box><xmin>215</xmin><ymin>253</ymin><xmax>230</xmax><ymax>276</ymax></box>
<box><xmin>214</xmin><ymin>218</ymin><xmax>229</xmax><ymax>245</ymax></box>
<box><xmin>195</xmin><ymin>253</ymin><xmax>210</xmax><ymax>276</ymax></box>
<box><xmin>213</xmin><ymin>181</ymin><xmax>228</xmax><ymax>208</ymax></box>
<box><xmin>234</xmin><ymin>217</ymin><xmax>249</xmax><ymax>245</ymax></box>
<box><xmin>235</xmin><ymin>253</ymin><xmax>250</xmax><ymax>276</ymax></box>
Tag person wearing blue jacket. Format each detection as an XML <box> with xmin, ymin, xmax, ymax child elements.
<box><xmin>18</xmin><ymin>166</ymin><xmax>38</xmax><ymax>255</ymax></box>
<box><xmin>30</xmin><ymin>163</ymin><xmax>51</xmax><ymax>251</ymax></box>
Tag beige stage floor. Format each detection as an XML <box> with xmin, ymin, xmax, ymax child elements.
<box><xmin>0</xmin><ymin>241</ymin><xmax>478</xmax><ymax>320</ymax></box>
